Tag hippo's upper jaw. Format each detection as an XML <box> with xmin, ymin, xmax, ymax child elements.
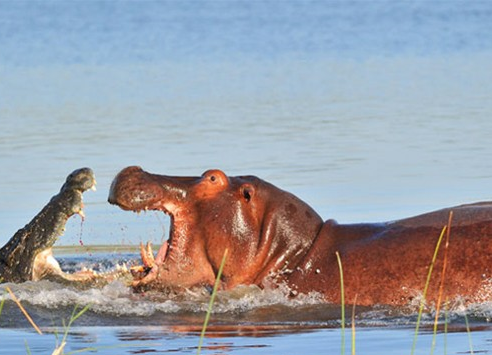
<box><xmin>108</xmin><ymin>166</ymin><xmax>174</xmax><ymax>271</ymax></box>
<box><xmin>108</xmin><ymin>166</ymin><xmax>324</xmax><ymax>293</ymax></box>
<box><xmin>108</xmin><ymin>166</ymin><xmax>219</xmax><ymax>289</ymax></box>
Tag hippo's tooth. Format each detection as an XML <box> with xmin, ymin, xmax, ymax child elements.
<box><xmin>91</xmin><ymin>185</ymin><xmax>97</xmax><ymax>192</ymax></box>
<box><xmin>140</xmin><ymin>241</ymin><xmax>155</xmax><ymax>268</ymax></box>
<box><xmin>155</xmin><ymin>240</ymin><xmax>169</xmax><ymax>265</ymax></box>
<box><xmin>146</xmin><ymin>242</ymin><xmax>154</xmax><ymax>260</ymax></box>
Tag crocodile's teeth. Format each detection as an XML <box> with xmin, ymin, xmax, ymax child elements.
<box><xmin>78</xmin><ymin>210</ymin><xmax>86</xmax><ymax>220</ymax></box>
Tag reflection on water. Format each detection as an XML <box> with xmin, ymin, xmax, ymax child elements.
<box><xmin>3</xmin><ymin>325</ymin><xmax>492</xmax><ymax>355</ymax></box>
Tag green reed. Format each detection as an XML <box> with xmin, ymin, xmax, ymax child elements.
<box><xmin>25</xmin><ymin>340</ymin><xmax>32</xmax><ymax>355</ymax></box>
<box><xmin>351</xmin><ymin>301</ymin><xmax>356</xmax><ymax>355</ymax></box>
<box><xmin>335</xmin><ymin>251</ymin><xmax>346</xmax><ymax>355</ymax></box>
<box><xmin>444</xmin><ymin>300</ymin><xmax>449</xmax><ymax>355</ymax></box>
<box><xmin>197</xmin><ymin>248</ymin><xmax>229</xmax><ymax>355</ymax></box>
<box><xmin>464</xmin><ymin>312</ymin><xmax>474</xmax><ymax>355</ymax></box>
<box><xmin>410</xmin><ymin>225</ymin><xmax>447</xmax><ymax>355</ymax></box>
<box><xmin>61</xmin><ymin>304</ymin><xmax>92</xmax><ymax>345</ymax></box>
<box><xmin>0</xmin><ymin>290</ymin><xmax>5</xmax><ymax>318</ymax></box>
<box><xmin>431</xmin><ymin>211</ymin><xmax>453</xmax><ymax>355</ymax></box>
<box><xmin>1</xmin><ymin>285</ymin><xmax>91</xmax><ymax>355</ymax></box>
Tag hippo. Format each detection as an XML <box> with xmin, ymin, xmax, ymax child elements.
<box><xmin>0</xmin><ymin>168</ymin><xmax>126</xmax><ymax>285</ymax></box>
<box><xmin>108</xmin><ymin>166</ymin><xmax>492</xmax><ymax>306</ymax></box>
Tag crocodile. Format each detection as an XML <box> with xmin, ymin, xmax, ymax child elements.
<box><xmin>0</xmin><ymin>168</ymin><xmax>127</xmax><ymax>285</ymax></box>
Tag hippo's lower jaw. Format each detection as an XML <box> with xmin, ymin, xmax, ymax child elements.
<box><xmin>129</xmin><ymin>238</ymin><xmax>170</xmax><ymax>287</ymax></box>
<box><xmin>127</xmin><ymin>211</ymin><xmax>186</xmax><ymax>290</ymax></box>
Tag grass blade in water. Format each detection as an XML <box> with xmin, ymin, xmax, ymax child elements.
<box><xmin>336</xmin><ymin>251</ymin><xmax>345</xmax><ymax>355</ymax></box>
<box><xmin>197</xmin><ymin>248</ymin><xmax>229</xmax><ymax>355</ymax></box>
<box><xmin>6</xmin><ymin>286</ymin><xmax>42</xmax><ymax>335</ymax></box>
<box><xmin>410</xmin><ymin>225</ymin><xmax>447</xmax><ymax>355</ymax></box>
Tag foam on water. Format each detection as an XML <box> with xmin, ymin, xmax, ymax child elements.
<box><xmin>2</xmin><ymin>253</ymin><xmax>492</xmax><ymax>330</ymax></box>
<box><xmin>1</xmin><ymin>279</ymin><xmax>325</xmax><ymax>317</ymax></box>
<box><xmin>2</xmin><ymin>275</ymin><xmax>492</xmax><ymax>330</ymax></box>
<box><xmin>3</xmin><ymin>280</ymin><xmax>175</xmax><ymax>316</ymax></box>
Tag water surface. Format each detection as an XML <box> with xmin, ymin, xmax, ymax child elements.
<box><xmin>1</xmin><ymin>1</ymin><xmax>492</xmax><ymax>354</ymax></box>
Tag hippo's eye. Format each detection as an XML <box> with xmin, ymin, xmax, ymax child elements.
<box><xmin>210</xmin><ymin>175</ymin><xmax>216</xmax><ymax>182</ymax></box>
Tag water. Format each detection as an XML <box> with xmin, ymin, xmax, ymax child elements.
<box><xmin>1</xmin><ymin>327</ymin><xmax>491</xmax><ymax>355</ymax></box>
<box><xmin>1</xmin><ymin>0</ymin><xmax>492</xmax><ymax>354</ymax></box>
<box><xmin>2</xmin><ymin>251</ymin><xmax>492</xmax><ymax>354</ymax></box>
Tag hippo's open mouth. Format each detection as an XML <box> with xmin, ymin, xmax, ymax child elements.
<box><xmin>108</xmin><ymin>166</ymin><xmax>185</xmax><ymax>285</ymax></box>
<box><xmin>121</xmin><ymin>196</ymin><xmax>191</xmax><ymax>287</ymax></box>
<box><xmin>108</xmin><ymin>166</ymin><xmax>230</xmax><ymax>290</ymax></box>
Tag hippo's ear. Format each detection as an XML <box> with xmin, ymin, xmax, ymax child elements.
<box><xmin>240</xmin><ymin>184</ymin><xmax>255</xmax><ymax>202</ymax></box>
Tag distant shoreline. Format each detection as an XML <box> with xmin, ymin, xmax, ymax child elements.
<box><xmin>52</xmin><ymin>244</ymin><xmax>146</xmax><ymax>255</ymax></box>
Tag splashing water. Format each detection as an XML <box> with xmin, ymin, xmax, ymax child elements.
<box><xmin>1</xmin><ymin>250</ymin><xmax>492</xmax><ymax>330</ymax></box>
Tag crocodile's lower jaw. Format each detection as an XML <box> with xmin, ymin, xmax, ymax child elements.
<box><xmin>32</xmin><ymin>248</ymin><xmax>61</xmax><ymax>281</ymax></box>
<box><xmin>32</xmin><ymin>248</ymin><xmax>130</xmax><ymax>284</ymax></box>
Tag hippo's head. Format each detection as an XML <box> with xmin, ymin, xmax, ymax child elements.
<box><xmin>108</xmin><ymin>166</ymin><xmax>323</xmax><ymax>292</ymax></box>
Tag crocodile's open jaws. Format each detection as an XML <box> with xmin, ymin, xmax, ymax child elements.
<box><xmin>0</xmin><ymin>168</ymin><xmax>128</xmax><ymax>286</ymax></box>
